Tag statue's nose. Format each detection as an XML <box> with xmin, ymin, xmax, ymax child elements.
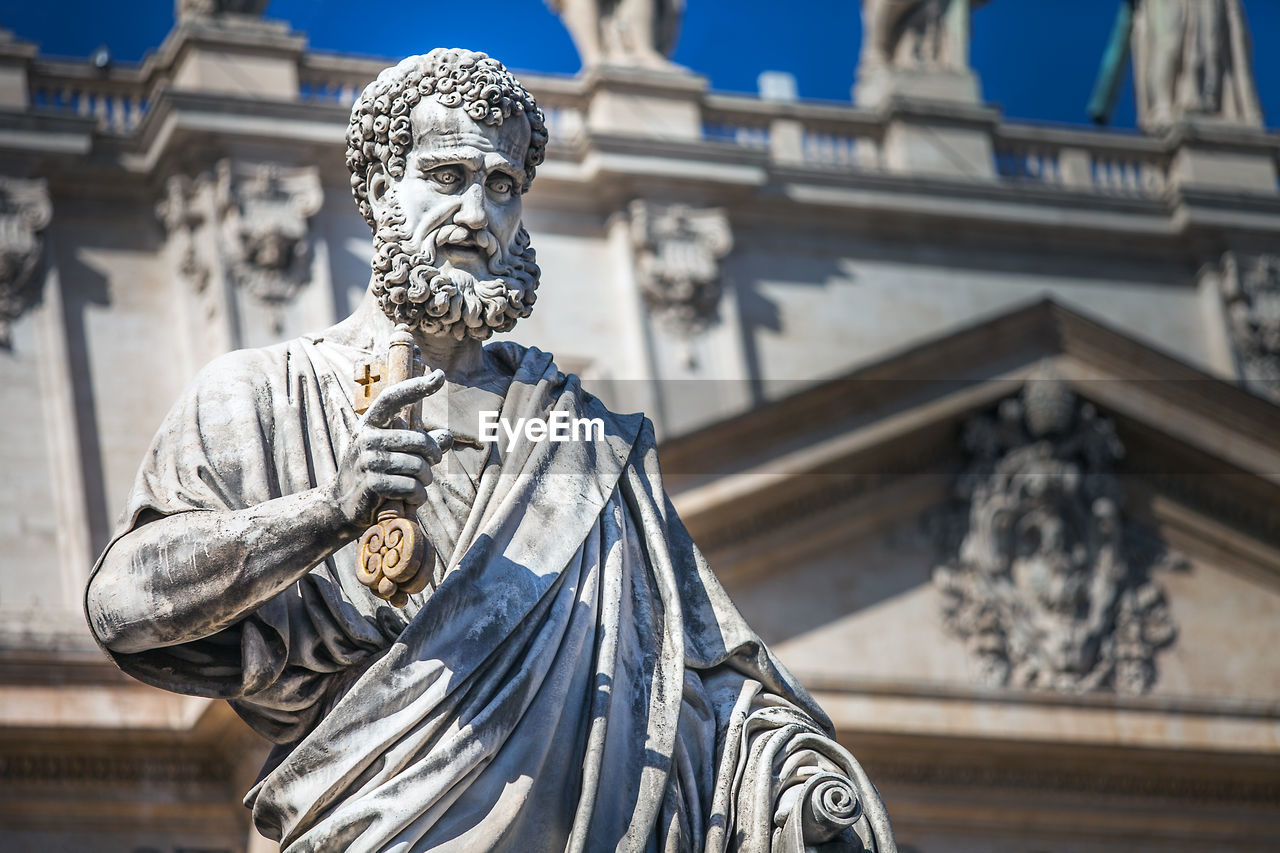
<box><xmin>454</xmin><ymin>183</ymin><xmax>487</xmax><ymax>229</ymax></box>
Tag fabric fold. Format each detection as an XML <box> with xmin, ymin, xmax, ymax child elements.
<box><xmin>87</xmin><ymin>336</ymin><xmax>895</xmax><ymax>853</ymax></box>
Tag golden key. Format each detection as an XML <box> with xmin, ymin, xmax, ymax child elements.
<box><xmin>355</xmin><ymin>324</ymin><xmax>432</xmax><ymax>608</ymax></box>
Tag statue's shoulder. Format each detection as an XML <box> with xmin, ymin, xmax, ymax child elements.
<box><xmin>186</xmin><ymin>341</ymin><xmax>297</xmax><ymax>398</ymax></box>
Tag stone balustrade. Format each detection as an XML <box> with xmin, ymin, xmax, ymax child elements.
<box><xmin>14</xmin><ymin>36</ymin><xmax>1277</xmax><ymax>195</ymax></box>
<box><xmin>994</xmin><ymin>124</ymin><xmax>1172</xmax><ymax>197</ymax></box>
<box><xmin>702</xmin><ymin>95</ymin><xmax>885</xmax><ymax>170</ymax></box>
<box><xmin>296</xmin><ymin>52</ymin><xmax>380</xmax><ymax>107</ymax></box>
<box><xmin>27</xmin><ymin>60</ymin><xmax>156</xmax><ymax>134</ymax></box>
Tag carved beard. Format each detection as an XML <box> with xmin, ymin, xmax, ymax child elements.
<box><xmin>370</xmin><ymin>198</ymin><xmax>540</xmax><ymax>341</ymax></box>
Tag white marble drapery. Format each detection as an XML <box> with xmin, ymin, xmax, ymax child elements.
<box><xmin>88</xmin><ymin>338</ymin><xmax>894</xmax><ymax>852</ymax></box>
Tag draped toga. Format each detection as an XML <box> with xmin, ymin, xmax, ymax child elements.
<box><xmin>87</xmin><ymin>336</ymin><xmax>895</xmax><ymax>852</ymax></box>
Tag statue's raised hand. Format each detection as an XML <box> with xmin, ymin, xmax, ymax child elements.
<box><xmin>326</xmin><ymin>369</ymin><xmax>450</xmax><ymax>529</ymax></box>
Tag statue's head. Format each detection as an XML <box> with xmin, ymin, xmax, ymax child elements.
<box><xmin>346</xmin><ymin>49</ymin><xmax>549</xmax><ymax>340</ymax></box>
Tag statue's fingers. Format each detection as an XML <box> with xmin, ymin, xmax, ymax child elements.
<box><xmin>427</xmin><ymin>428</ymin><xmax>454</xmax><ymax>454</ymax></box>
<box><xmin>363</xmin><ymin>370</ymin><xmax>447</xmax><ymax>428</ymax></box>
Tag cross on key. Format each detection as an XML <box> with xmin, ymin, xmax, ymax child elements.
<box><xmin>353</xmin><ymin>359</ymin><xmax>386</xmax><ymax>414</ymax></box>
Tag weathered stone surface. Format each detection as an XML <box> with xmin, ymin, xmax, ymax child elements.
<box><xmin>855</xmin><ymin>0</ymin><xmax>988</xmax><ymax>109</ymax></box>
<box><xmin>84</xmin><ymin>48</ymin><xmax>896</xmax><ymax>853</ymax></box>
<box><xmin>1</xmin><ymin>5</ymin><xmax>1278</xmax><ymax>851</ymax></box>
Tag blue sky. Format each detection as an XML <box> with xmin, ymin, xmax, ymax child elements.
<box><xmin>3</xmin><ymin>0</ymin><xmax>1278</xmax><ymax>130</ymax></box>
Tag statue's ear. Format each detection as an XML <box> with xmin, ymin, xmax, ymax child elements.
<box><xmin>367</xmin><ymin>163</ymin><xmax>393</xmax><ymax>222</ymax></box>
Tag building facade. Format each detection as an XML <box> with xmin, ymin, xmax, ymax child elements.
<box><xmin>1</xmin><ymin>2</ymin><xmax>1278</xmax><ymax>850</ymax></box>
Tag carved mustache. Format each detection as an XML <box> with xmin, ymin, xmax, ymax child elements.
<box><xmin>431</xmin><ymin>224</ymin><xmax>502</xmax><ymax>259</ymax></box>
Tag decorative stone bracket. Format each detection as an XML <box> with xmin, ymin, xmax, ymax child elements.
<box><xmin>629</xmin><ymin>199</ymin><xmax>732</xmax><ymax>337</ymax></box>
<box><xmin>157</xmin><ymin>171</ymin><xmax>213</xmax><ymax>300</ymax></box>
<box><xmin>216</xmin><ymin>159</ymin><xmax>322</xmax><ymax>309</ymax></box>
<box><xmin>158</xmin><ymin>159</ymin><xmax>322</xmax><ymax>341</ymax></box>
<box><xmin>932</xmin><ymin>372</ymin><xmax>1179</xmax><ymax>695</ymax></box>
<box><xmin>1220</xmin><ymin>251</ymin><xmax>1280</xmax><ymax>404</ymax></box>
<box><xmin>159</xmin><ymin>159</ymin><xmax>322</xmax><ymax>306</ymax></box>
<box><xmin>0</xmin><ymin>176</ymin><xmax>53</xmax><ymax>348</ymax></box>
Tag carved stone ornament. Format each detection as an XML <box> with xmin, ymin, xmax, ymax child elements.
<box><xmin>1220</xmin><ymin>251</ymin><xmax>1280</xmax><ymax>403</ymax></box>
<box><xmin>861</xmin><ymin>0</ymin><xmax>989</xmax><ymax>72</ymax></box>
<box><xmin>932</xmin><ymin>374</ymin><xmax>1178</xmax><ymax>695</ymax></box>
<box><xmin>630</xmin><ymin>199</ymin><xmax>732</xmax><ymax>336</ymax></box>
<box><xmin>156</xmin><ymin>172</ymin><xmax>213</xmax><ymax>299</ymax></box>
<box><xmin>216</xmin><ymin>160</ymin><xmax>322</xmax><ymax>307</ymax></box>
<box><xmin>0</xmin><ymin>176</ymin><xmax>53</xmax><ymax>348</ymax></box>
<box><xmin>547</xmin><ymin>0</ymin><xmax>683</xmax><ymax>69</ymax></box>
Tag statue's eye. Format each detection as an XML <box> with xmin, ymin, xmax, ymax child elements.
<box><xmin>428</xmin><ymin>166</ymin><xmax>463</xmax><ymax>188</ymax></box>
<box><xmin>487</xmin><ymin>174</ymin><xmax>514</xmax><ymax>196</ymax></box>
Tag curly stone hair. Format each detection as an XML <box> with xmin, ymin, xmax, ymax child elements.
<box><xmin>345</xmin><ymin>48</ymin><xmax>549</xmax><ymax>231</ymax></box>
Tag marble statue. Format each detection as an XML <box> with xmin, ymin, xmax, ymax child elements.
<box><xmin>84</xmin><ymin>48</ymin><xmax>896</xmax><ymax>853</ymax></box>
<box><xmin>547</xmin><ymin>0</ymin><xmax>683</xmax><ymax>69</ymax></box>
<box><xmin>176</xmin><ymin>0</ymin><xmax>270</xmax><ymax>18</ymax></box>
<box><xmin>1093</xmin><ymin>0</ymin><xmax>1263</xmax><ymax>130</ymax></box>
<box><xmin>1133</xmin><ymin>0</ymin><xmax>1262</xmax><ymax>129</ymax></box>
<box><xmin>860</xmin><ymin>0</ymin><xmax>989</xmax><ymax>72</ymax></box>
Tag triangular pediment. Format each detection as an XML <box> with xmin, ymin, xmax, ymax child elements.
<box><xmin>664</xmin><ymin>298</ymin><xmax>1280</xmax><ymax>763</ymax></box>
<box><xmin>666</xmin><ymin>298</ymin><xmax>1280</xmax><ymax>578</ymax></box>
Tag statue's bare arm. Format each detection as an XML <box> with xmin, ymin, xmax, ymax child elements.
<box><xmin>86</xmin><ymin>372</ymin><xmax>447</xmax><ymax>655</ymax></box>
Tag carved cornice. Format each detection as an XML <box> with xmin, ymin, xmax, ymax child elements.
<box><xmin>0</xmin><ymin>647</ymin><xmax>132</xmax><ymax>685</ymax></box>
<box><xmin>842</xmin><ymin>726</ymin><xmax>1280</xmax><ymax>809</ymax></box>
<box><xmin>0</xmin><ymin>176</ymin><xmax>52</xmax><ymax>348</ymax></box>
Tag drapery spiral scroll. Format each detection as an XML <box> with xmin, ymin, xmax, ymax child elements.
<box><xmin>798</xmin><ymin>772</ymin><xmax>863</xmax><ymax>841</ymax></box>
<box><xmin>776</xmin><ymin>770</ymin><xmax>866</xmax><ymax>851</ymax></box>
